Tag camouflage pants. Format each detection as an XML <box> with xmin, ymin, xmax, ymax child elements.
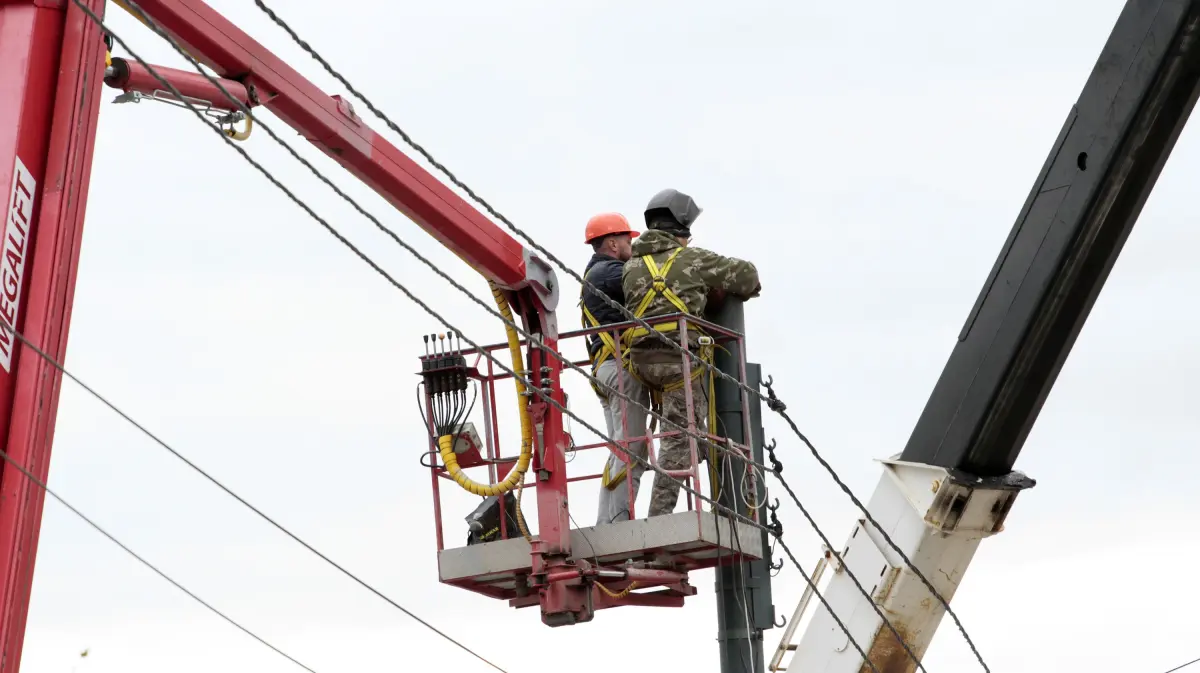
<box><xmin>631</xmin><ymin>356</ymin><xmax>707</xmax><ymax>517</ymax></box>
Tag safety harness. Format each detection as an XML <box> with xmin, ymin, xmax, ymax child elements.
<box><xmin>579</xmin><ymin>267</ymin><xmax>623</xmax><ymax>400</ymax></box>
<box><xmin>598</xmin><ymin>247</ymin><xmax>721</xmax><ymax>497</ymax></box>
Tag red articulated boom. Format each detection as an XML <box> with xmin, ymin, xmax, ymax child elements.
<box><xmin>0</xmin><ymin>1</ymin><xmax>763</xmax><ymax>668</ymax></box>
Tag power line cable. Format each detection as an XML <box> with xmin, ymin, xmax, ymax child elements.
<box><xmin>251</xmin><ymin>0</ymin><xmax>766</xmax><ymax>413</ymax></box>
<box><xmin>0</xmin><ymin>333</ymin><xmax>512</xmax><ymax>668</ymax></box>
<box><xmin>101</xmin><ymin>4</ymin><xmax>918</xmax><ymax>669</ymax></box>
<box><xmin>247</xmin><ymin>5</ymin><xmax>988</xmax><ymax>668</ymax></box>
<box><xmin>100</xmin><ymin>1</ymin><xmax>785</xmax><ymax>509</ymax></box>
<box><xmin>113</xmin><ymin>1</ymin><xmax>763</xmax><ymax>481</ymax></box>
<box><xmin>92</xmin><ymin>4</ymin><xmax>898</xmax><ymax>670</ymax></box>
<box><xmin>110</xmin><ymin>0</ymin><xmax>859</xmax><ymax>595</ymax></box>
<box><xmin>0</xmin><ymin>446</ymin><xmax>320</xmax><ymax>673</ymax></box>
<box><xmin>110</xmin><ymin>0</ymin><xmax>849</xmax><ymax>595</ymax></box>
<box><xmin>111</xmin><ymin>0</ymin><xmax>805</xmax><ymax>543</ymax></box>
<box><xmin>75</xmin><ymin>5</ymin><xmax>879</xmax><ymax>667</ymax></box>
<box><xmin>5</xmin><ymin>72</ymin><xmax>511</xmax><ymax>669</ymax></box>
<box><xmin>192</xmin><ymin>6</ymin><xmax>944</xmax><ymax>664</ymax></box>
<box><xmin>115</xmin><ymin>6</ymin><xmax>902</xmax><ymax>658</ymax></box>
<box><xmin>1164</xmin><ymin>656</ymin><xmax>1200</xmax><ymax>673</ymax></box>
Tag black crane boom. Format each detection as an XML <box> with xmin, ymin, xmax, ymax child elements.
<box><xmin>900</xmin><ymin>0</ymin><xmax>1200</xmax><ymax>476</ymax></box>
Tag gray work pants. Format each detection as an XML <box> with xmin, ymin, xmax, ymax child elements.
<box><xmin>593</xmin><ymin>358</ymin><xmax>650</xmax><ymax>525</ymax></box>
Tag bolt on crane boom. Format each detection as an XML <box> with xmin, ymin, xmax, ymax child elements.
<box><xmin>770</xmin><ymin>1</ymin><xmax>1200</xmax><ymax>671</ymax></box>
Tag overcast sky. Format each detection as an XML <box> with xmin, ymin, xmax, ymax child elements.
<box><xmin>16</xmin><ymin>1</ymin><xmax>1200</xmax><ymax>672</ymax></box>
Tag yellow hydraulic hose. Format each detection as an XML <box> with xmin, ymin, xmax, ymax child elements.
<box><xmin>437</xmin><ymin>283</ymin><xmax>534</xmax><ymax>531</ymax></box>
<box><xmin>223</xmin><ymin>115</ymin><xmax>253</xmax><ymax>142</ymax></box>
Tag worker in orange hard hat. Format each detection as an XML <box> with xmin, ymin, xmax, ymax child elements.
<box><xmin>579</xmin><ymin>213</ymin><xmax>650</xmax><ymax>525</ymax></box>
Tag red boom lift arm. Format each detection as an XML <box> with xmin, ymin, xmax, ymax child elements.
<box><xmin>0</xmin><ymin>0</ymin><xmax>582</xmax><ymax>669</ymax></box>
<box><xmin>0</xmin><ymin>0</ymin><xmax>770</xmax><ymax>661</ymax></box>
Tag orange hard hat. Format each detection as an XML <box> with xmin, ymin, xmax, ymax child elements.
<box><xmin>584</xmin><ymin>212</ymin><xmax>639</xmax><ymax>244</ymax></box>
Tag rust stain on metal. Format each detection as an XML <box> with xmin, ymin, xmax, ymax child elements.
<box><xmin>857</xmin><ymin>618</ymin><xmax>927</xmax><ymax>673</ymax></box>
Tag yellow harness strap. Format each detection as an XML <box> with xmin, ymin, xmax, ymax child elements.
<box><xmin>619</xmin><ymin>246</ymin><xmax>708</xmax><ymax>395</ymax></box>
<box><xmin>622</xmin><ymin>248</ymin><xmax>691</xmax><ymax>348</ymax></box>
<box><xmin>602</xmin><ymin>247</ymin><xmax>723</xmax><ymax>498</ymax></box>
<box><xmin>604</xmin><ymin>248</ymin><xmax>679</xmax><ymax>488</ymax></box>
<box><xmin>580</xmin><ymin>270</ymin><xmax>625</xmax><ymax>399</ymax></box>
<box><xmin>605</xmin><ymin>247</ymin><xmax>699</xmax><ymax>491</ymax></box>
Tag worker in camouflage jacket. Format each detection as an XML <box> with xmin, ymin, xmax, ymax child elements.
<box><xmin>622</xmin><ymin>188</ymin><xmax>761</xmax><ymax>517</ymax></box>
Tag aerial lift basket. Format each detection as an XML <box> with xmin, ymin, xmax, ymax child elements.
<box><xmin>419</xmin><ymin>315</ymin><xmax>764</xmax><ymax>612</ymax></box>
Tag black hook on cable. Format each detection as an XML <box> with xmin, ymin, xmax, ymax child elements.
<box><xmin>765</xmin><ymin>438</ymin><xmax>783</xmax><ymax>474</ymax></box>
<box><xmin>762</xmin><ymin>373</ymin><xmax>787</xmax><ymax>413</ymax></box>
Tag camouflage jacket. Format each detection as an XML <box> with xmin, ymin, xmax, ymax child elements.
<box><xmin>622</xmin><ymin>230</ymin><xmax>760</xmax><ymax>347</ymax></box>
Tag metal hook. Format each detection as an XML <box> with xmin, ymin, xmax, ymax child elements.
<box><xmin>767</xmin><ymin>497</ymin><xmax>781</xmax><ymax>512</ymax></box>
<box><xmin>761</xmin><ymin>374</ymin><xmax>787</xmax><ymax>412</ymax></box>
<box><xmin>769</xmin><ymin>557</ymin><xmax>785</xmax><ymax>572</ymax></box>
<box><xmin>765</xmin><ymin>438</ymin><xmax>783</xmax><ymax>474</ymax></box>
<box><xmin>774</xmin><ymin>613</ymin><xmax>787</xmax><ymax>629</ymax></box>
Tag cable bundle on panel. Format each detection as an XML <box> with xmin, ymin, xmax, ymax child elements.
<box><xmin>418</xmin><ymin>323</ymin><xmax>531</xmax><ymax>541</ymax></box>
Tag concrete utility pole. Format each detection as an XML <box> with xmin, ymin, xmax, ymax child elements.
<box><xmin>712</xmin><ymin>298</ymin><xmax>775</xmax><ymax>673</ymax></box>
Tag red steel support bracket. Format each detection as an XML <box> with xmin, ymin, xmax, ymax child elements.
<box><xmin>0</xmin><ymin>0</ymin><xmax>107</xmax><ymax>671</ymax></box>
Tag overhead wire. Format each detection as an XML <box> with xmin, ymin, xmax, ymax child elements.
<box><xmin>0</xmin><ymin>446</ymin><xmax>320</xmax><ymax>673</ymax></box>
<box><xmin>248</xmin><ymin>5</ymin><xmax>989</xmax><ymax>669</ymax></box>
<box><xmin>30</xmin><ymin>20</ymin><xmax>533</xmax><ymax>670</ymax></box>
<box><xmin>70</xmin><ymin>4</ymin><xmax>885</xmax><ymax>668</ymax></box>
<box><xmin>249</xmin><ymin>0</ymin><xmax>765</xmax><ymax>411</ymax></box>
<box><xmin>98</xmin><ymin>2</ymin><xmax>901</xmax><ymax>657</ymax></box>
<box><xmin>93</xmin><ymin>0</ymin><xmax>833</xmax><ymax>629</ymax></box>
<box><xmin>114</xmin><ymin>0</ymin><xmax>824</xmax><ymax>557</ymax></box>
<box><xmin>100</xmin><ymin>1</ymin><xmax>916</xmax><ymax>668</ymax></box>
<box><xmin>1164</xmin><ymin>656</ymin><xmax>1200</xmax><ymax>673</ymax></box>
<box><xmin>0</xmin><ymin>328</ymin><xmax>512</xmax><ymax>670</ymax></box>
<box><xmin>181</xmin><ymin>6</ymin><xmax>943</xmax><ymax>667</ymax></box>
<box><xmin>106</xmin><ymin>0</ymin><xmax>785</xmax><ymax>516</ymax></box>
<box><xmin>110</xmin><ymin>0</ymin><xmax>794</xmax><ymax>516</ymax></box>
<box><xmin>94</xmin><ymin>2</ymin><xmax>967</xmax><ymax>670</ymax></box>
